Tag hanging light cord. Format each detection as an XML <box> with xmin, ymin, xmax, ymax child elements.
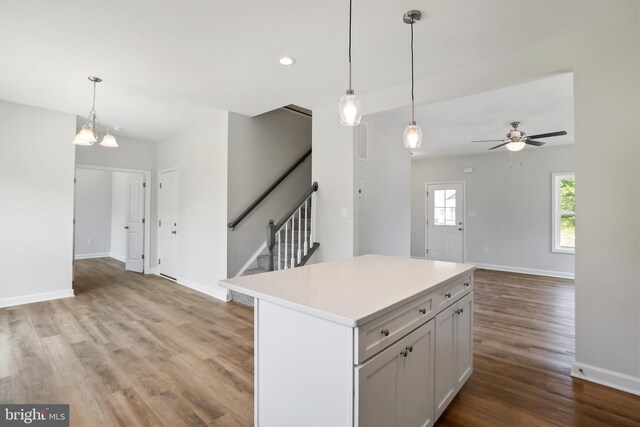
<box><xmin>410</xmin><ymin>18</ymin><xmax>415</xmax><ymax>122</ymax></box>
<box><xmin>348</xmin><ymin>0</ymin><xmax>353</xmax><ymax>90</ymax></box>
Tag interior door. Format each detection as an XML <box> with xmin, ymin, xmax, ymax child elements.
<box><xmin>125</xmin><ymin>176</ymin><xmax>145</xmax><ymax>273</ymax></box>
<box><xmin>426</xmin><ymin>183</ymin><xmax>464</xmax><ymax>262</ymax></box>
<box><xmin>159</xmin><ymin>169</ymin><xmax>179</xmax><ymax>279</ymax></box>
<box><xmin>401</xmin><ymin>321</ymin><xmax>435</xmax><ymax>427</ymax></box>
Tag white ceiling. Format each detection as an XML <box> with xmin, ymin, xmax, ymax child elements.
<box><xmin>367</xmin><ymin>73</ymin><xmax>575</xmax><ymax>158</ymax></box>
<box><xmin>0</xmin><ymin>1</ymin><xmax>622</xmax><ymax>140</ymax></box>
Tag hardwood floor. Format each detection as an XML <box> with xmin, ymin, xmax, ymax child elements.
<box><xmin>1</xmin><ymin>259</ymin><xmax>638</xmax><ymax>426</ymax></box>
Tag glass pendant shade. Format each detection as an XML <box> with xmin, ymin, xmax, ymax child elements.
<box><xmin>506</xmin><ymin>141</ymin><xmax>526</xmax><ymax>152</ymax></box>
<box><xmin>339</xmin><ymin>90</ymin><xmax>362</xmax><ymax>126</ymax></box>
<box><xmin>403</xmin><ymin>122</ymin><xmax>423</xmax><ymax>149</ymax></box>
<box><xmin>100</xmin><ymin>131</ymin><xmax>119</xmax><ymax>148</ymax></box>
<box><xmin>73</xmin><ymin>126</ymin><xmax>97</xmax><ymax>145</ymax></box>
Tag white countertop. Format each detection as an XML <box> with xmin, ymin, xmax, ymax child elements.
<box><xmin>220</xmin><ymin>255</ymin><xmax>475</xmax><ymax>327</ymax></box>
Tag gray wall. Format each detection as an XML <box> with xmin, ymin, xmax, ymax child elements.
<box><xmin>74</xmin><ymin>168</ymin><xmax>113</xmax><ymax>257</ymax></box>
<box><xmin>356</xmin><ymin>121</ymin><xmax>411</xmax><ymax>257</ymax></box>
<box><xmin>227</xmin><ymin>109</ymin><xmax>312</xmax><ymax>276</ymax></box>
<box><xmin>411</xmin><ymin>144</ymin><xmax>575</xmax><ymax>276</ymax></box>
<box><xmin>0</xmin><ymin>100</ymin><xmax>76</xmax><ymax>303</ymax></box>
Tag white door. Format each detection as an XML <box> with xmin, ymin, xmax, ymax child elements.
<box><xmin>401</xmin><ymin>321</ymin><xmax>435</xmax><ymax>427</ymax></box>
<box><xmin>426</xmin><ymin>183</ymin><xmax>464</xmax><ymax>262</ymax></box>
<box><xmin>356</xmin><ymin>339</ymin><xmax>402</xmax><ymax>427</ymax></box>
<box><xmin>159</xmin><ymin>169</ymin><xmax>179</xmax><ymax>279</ymax></box>
<box><xmin>455</xmin><ymin>293</ymin><xmax>473</xmax><ymax>387</ymax></box>
<box><xmin>125</xmin><ymin>177</ymin><xmax>145</xmax><ymax>273</ymax></box>
<box><xmin>434</xmin><ymin>303</ymin><xmax>457</xmax><ymax>420</ymax></box>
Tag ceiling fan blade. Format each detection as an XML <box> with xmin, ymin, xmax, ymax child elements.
<box><xmin>526</xmin><ymin>139</ymin><xmax>546</xmax><ymax>146</ymax></box>
<box><xmin>489</xmin><ymin>142</ymin><xmax>509</xmax><ymax>150</ymax></box>
<box><xmin>527</xmin><ymin>131</ymin><xmax>567</xmax><ymax>139</ymax></box>
<box><xmin>471</xmin><ymin>139</ymin><xmax>504</xmax><ymax>143</ymax></box>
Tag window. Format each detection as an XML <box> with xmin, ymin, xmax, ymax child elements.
<box><xmin>552</xmin><ymin>173</ymin><xmax>575</xmax><ymax>253</ymax></box>
<box><xmin>434</xmin><ymin>189</ymin><xmax>456</xmax><ymax>225</ymax></box>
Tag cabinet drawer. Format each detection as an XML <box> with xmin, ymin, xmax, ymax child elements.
<box><xmin>355</xmin><ymin>293</ymin><xmax>435</xmax><ymax>364</ymax></box>
<box><xmin>434</xmin><ymin>274</ymin><xmax>472</xmax><ymax>312</ymax></box>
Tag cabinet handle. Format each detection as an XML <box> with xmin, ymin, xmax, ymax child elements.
<box><xmin>381</xmin><ymin>329</ymin><xmax>389</xmax><ymax>337</ymax></box>
<box><xmin>455</xmin><ymin>309</ymin><xmax>460</xmax><ymax>315</ymax></box>
<box><xmin>406</xmin><ymin>345</ymin><xmax>413</xmax><ymax>353</ymax></box>
<box><xmin>418</xmin><ymin>308</ymin><xmax>426</xmax><ymax>315</ymax></box>
<box><xmin>445</xmin><ymin>292</ymin><xmax>452</xmax><ymax>298</ymax></box>
<box><xmin>464</xmin><ymin>282</ymin><xmax>470</xmax><ymax>287</ymax></box>
<box><xmin>400</xmin><ymin>349</ymin><xmax>408</xmax><ymax>357</ymax></box>
<box><xmin>460</xmin><ymin>308</ymin><xmax>464</xmax><ymax>314</ymax></box>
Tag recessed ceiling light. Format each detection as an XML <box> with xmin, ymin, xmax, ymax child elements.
<box><xmin>278</xmin><ymin>56</ymin><xmax>296</xmax><ymax>66</ymax></box>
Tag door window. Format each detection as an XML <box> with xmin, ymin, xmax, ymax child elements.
<box><xmin>434</xmin><ymin>189</ymin><xmax>456</xmax><ymax>225</ymax></box>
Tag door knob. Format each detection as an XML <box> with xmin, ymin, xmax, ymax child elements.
<box><xmin>458</xmin><ymin>227</ymin><xmax>464</xmax><ymax>231</ymax></box>
<box><xmin>124</xmin><ymin>226</ymin><xmax>129</xmax><ymax>229</ymax></box>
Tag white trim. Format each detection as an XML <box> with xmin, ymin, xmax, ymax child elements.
<box><xmin>109</xmin><ymin>252</ymin><xmax>126</xmax><ymax>263</ymax></box>
<box><xmin>552</xmin><ymin>172</ymin><xmax>575</xmax><ymax>254</ymax></box>
<box><xmin>0</xmin><ymin>289</ymin><xmax>75</xmax><ymax>308</ymax></box>
<box><xmin>158</xmin><ymin>167</ymin><xmax>179</xmax><ymax>278</ymax></box>
<box><xmin>425</xmin><ymin>181</ymin><xmax>466</xmax><ymax>262</ymax></box>
<box><xmin>410</xmin><ymin>256</ymin><xmax>426</xmax><ymax>260</ymax></box>
<box><xmin>151</xmin><ymin>271</ymin><xmax>229</xmax><ymax>302</ymax></box>
<box><xmin>74</xmin><ymin>252</ymin><xmax>110</xmax><ymax>260</ymax></box>
<box><xmin>74</xmin><ymin>164</ymin><xmax>152</xmax><ymax>273</ymax></box>
<box><xmin>470</xmin><ymin>261</ymin><xmax>575</xmax><ymax>279</ymax></box>
<box><xmin>236</xmin><ymin>241</ymin><xmax>268</xmax><ymax>277</ymax></box>
<box><xmin>572</xmin><ymin>362</ymin><xmax>640</xmax><ymax>396</ymax></box>
<box><xmin>147</xmin><ymin>267</ymin><xmax>159</xmax><ymax>275</ymax></box>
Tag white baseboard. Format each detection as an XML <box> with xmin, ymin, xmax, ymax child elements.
<box><xmin>151</xmin><ymin>272</ymin><xmax>229</xmax><ymax>302</ymax></box>
<box><xmin>146</xmin><ymin>267</ymin><xmax>159</xmax><ymax>275</ymax></box>
<box><xmin>469</xmin><ymin>261</ymin><xmax>575</xmax><ymax>280</ymax></box>
<box><xmin>74</xmin><ymin>252</ymin><xmax>110</xmax><ymax>260</ymax></box>
<box><xmin>109</xmin><ymin>252</ymin><xmax>126</xmax><ymax>263</ymax></box>
<box><xmin>0</xmin><ymin>289</ymin><xmax>75</xmax><ymax>309</ymax></box>
<box><xmin>411</xmin><ymin>256</ymin><xmax>426</xmax><ymax>260</ymax></box>
<box><xmin>572</xmin><ymin>362</ymin><xmax>640</xmax><ymax>396</ymax></box>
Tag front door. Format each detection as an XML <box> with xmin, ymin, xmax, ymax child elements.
<box><xmin>159</xmin><ymin>169</ymin><xmax>179</xmax><ymax>279</ymax></box>
<box><xmin>426</xmin><ymin>183</ymin><xmax>464</xmax><ymax>263</ymax></box>
<box><xmin>125</xmin><ymin>176</ymin><xmax>145</xmax><ymax>273</ymax></box>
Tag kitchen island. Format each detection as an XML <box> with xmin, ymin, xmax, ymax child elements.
<box><xmin>220</xmin><ymin>255</ymin><xmax>475</xmax><ymax>427</ymax></box>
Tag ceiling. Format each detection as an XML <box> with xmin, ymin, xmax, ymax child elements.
<box><xmin>0</xmin><ymin>1</ymin><xmax>623</xmax><ymax>140</ymax></box>
<box><xmin>367</xmin><ymin>73</ymin><xmax>575</xmax><ymax>158</ymax></box>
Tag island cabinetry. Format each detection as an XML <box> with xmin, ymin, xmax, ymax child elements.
<box><xmin>434</xmin><ymin>292</ymin><xmax>474</xmax><ymax>419</ymax></box>
<box><xmin>355</xmin><ymin>320</ymin><xmax>435</xmax><ymax>427</ymax></box>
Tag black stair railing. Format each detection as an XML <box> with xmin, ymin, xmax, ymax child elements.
<box><xmin>267</xmin><ymin>182</ymin><xmax>319</xmax><ymax>271</ymax></box>
<box><xmin>228</xmin><ymin>148</ymin><xmax>312</xmax><ymax>230</ymax></box>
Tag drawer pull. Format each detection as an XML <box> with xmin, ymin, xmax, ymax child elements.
<box><xmin>445</xmin><ymin>292</ymin><xmax>452</xmax><ymax>298</ymax></box>
<box><xmin>464</xmin><ymin>282</ymin><xmax>470</xmax><ymax>287</ymax></box>
<box><xmin>381</xmin><ymin>329</ymin><xmax>390</xmax><ymax>337</ymax></box>
<box><xmin>400</xmin><ymin>349</ymin><xmax>408</xmax><ymax>357</ymax></box>
<box><xmin>418</xmin><ymin>308</ymin><xmax>426</xmax><ymax>315</ymax></box>
<box><xmin>460</xmin><ymin>308</ymin><xmax>464</xmax><ymax>314</ymax></box>
<box><xmin>406</xmin><ymin>345</ymin><xmax>413</xmax><ymax>353</ymax></box>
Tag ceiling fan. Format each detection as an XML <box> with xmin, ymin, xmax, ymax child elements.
<box><xmin>471</xmin><ymin>121</ymin><xmax>567</xmax><ymax>151</ymax></box>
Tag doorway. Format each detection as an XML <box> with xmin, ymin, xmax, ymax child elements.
<box><xmin>425</xmin><ymin>182</ymin><xmax>465</xmax><ymax>262</ymax></box>
<box><xmin>158</xmin><ymin>168</ymin><xmax>179</xmax><ymax>280</ymax></box>
<box><xmin>74</xmin><ymin>165</ymin><xmax>151</xmax><ymax>275</ymax></box>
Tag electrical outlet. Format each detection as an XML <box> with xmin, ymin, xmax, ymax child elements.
<box><xmin>483</xmin><ymin>246</ymin><xmax>488</xmax><ymax>253</ymax></box>
<box><xmin>340</xmin><ymin>208</ymin><xmax>349</xmax><ymax>218</ymax></box>
<box><xmin>88</xmin><ymin>238</ymin><xmax>93</xmax><ymax>245</ymax></box>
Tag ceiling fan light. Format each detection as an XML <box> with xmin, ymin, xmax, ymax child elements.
<box><xmin>100</xmin><ymin>131</ymin><xmax>119</xmax><ymax>148</ymax></box>
<box><xmin>403</xmin><ymin>122</ymin><xmax>423</xmax><ymax>149</ymax></box>
<box><xmin>339</xmin><ymin>91</ymin><xmax>362</xmax><ymax>126</ymax></box>
<box><xmin>506</xmin><ymin>141</ymin><xmax>526</xmax><ymax>152</ymax></box>
<box><xmin>72</xmin><ymin>126</ymin><xmax>97</xmax><ymax>145</ymax></box>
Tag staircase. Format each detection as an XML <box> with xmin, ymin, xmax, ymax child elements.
<box><xmin>230</xmin><ymin>182</ymin><xmax>319</xmax><ymax>306</ymax></box>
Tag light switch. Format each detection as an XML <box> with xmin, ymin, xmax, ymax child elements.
<box><xmin>340</xmin><ymin>208</ymin><xmax>349</xmax><ymax>218</ymax></box>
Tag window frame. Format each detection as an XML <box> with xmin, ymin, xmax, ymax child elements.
<box><xmin>552</xmin><ymin>172</ymin><xmax>575</xmax><ymax>254</ymax></box>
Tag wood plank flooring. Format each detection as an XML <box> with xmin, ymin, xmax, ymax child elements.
<box><xmin>1</xmin><ymin>258</ymin><xmax>639</xmax><ymax>426</ymax></box>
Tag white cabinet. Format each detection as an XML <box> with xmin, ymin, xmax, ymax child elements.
<box><xmin>356</xmin><ymin>321</ymin><xmax>435</xmax><ymax>427</ymax></box>
<box><xmin>435</xmin><ymin>292</ymin><xmax>474</xmax><ymax>420</ymax></box>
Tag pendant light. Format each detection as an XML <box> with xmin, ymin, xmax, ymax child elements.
<box><xmin>72</xmin><ymin>76</ymin><xmax>118</xmax><ymax>148</ymax></box>
<box><xmin>338</xmin><ymin>0</ymin><xmax>362</xmax><ymax>126</ymax></box>
<box><xmin>402</xmin><ymin>10</ymin><xmax>422</xmax><ymax>149</ymax></box>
